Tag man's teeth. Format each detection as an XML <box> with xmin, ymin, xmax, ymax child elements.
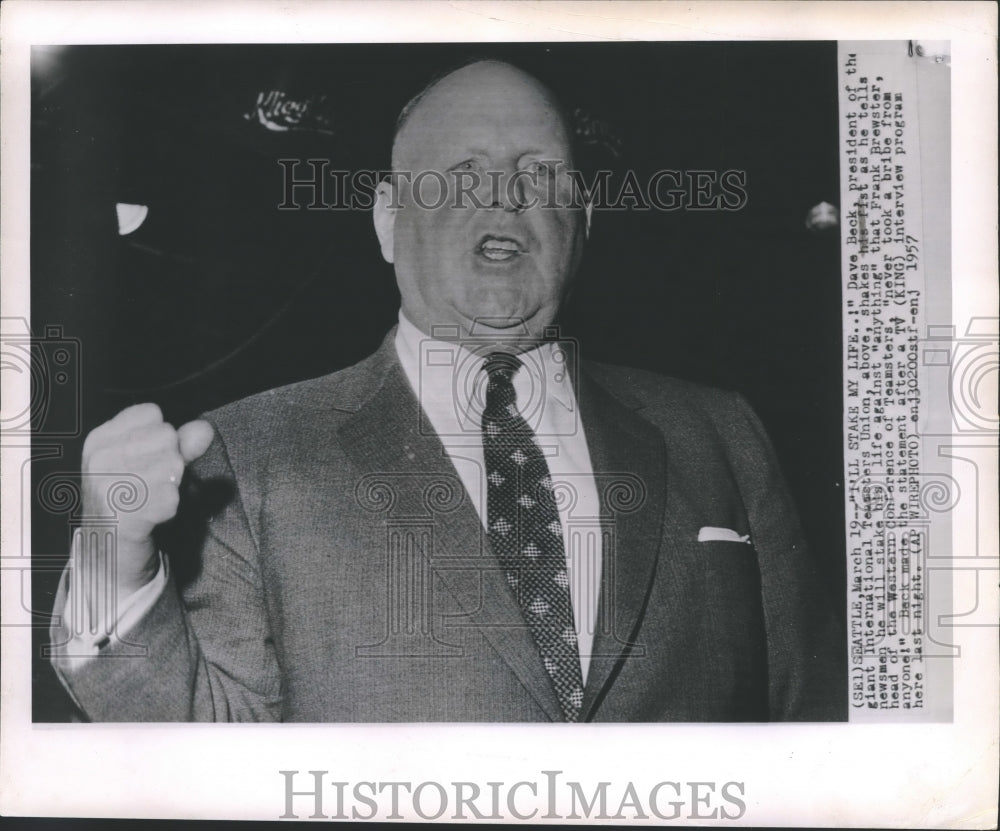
<box><xmin>482</xmin><ymin>248</ymin><xmax>516</xmax><ymax>260</ymax></box>
<box><xmin>480</xmin><ymin>239</ymin><xmax>519</xmax><ymax>260</ymax></box>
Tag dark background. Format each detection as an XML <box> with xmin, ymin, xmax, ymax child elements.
<box><xmin>30</xmin><ymin>42</ymin><xmax>845</xmax><ymax>720</ymax></box>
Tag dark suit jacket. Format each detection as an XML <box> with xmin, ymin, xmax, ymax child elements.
<box><xmin>52</xmin><ymin>328</ymin><xmax>845</xmax><ymax>721</ymax></box>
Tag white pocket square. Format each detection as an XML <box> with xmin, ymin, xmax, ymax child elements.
<box><xmin>698</xmin><ymin>526</ymin><xmax>751</xmax><ymax>544</ymax></box>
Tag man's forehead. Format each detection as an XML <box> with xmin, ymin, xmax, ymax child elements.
<box><xmin>393</xmin><ymin>60</ymin><xmax>571</xmax><ymax>164</ymax></box>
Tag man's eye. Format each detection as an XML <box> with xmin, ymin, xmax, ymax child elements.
<box><xmin>450</xmin><ymin>160</ymin><xmax>481</xmax><ymax>173</ymax></box>
<box><xmin>526</xmin><ymin>161</ymin><xmax>555</xmax><ymax>178</ymax></box>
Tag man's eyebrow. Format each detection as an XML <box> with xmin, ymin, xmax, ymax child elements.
<box><xmin>449</xmin><ymin>148</ymin><xmax>566</xmax><ymax>162</ymax></box>
<box><xmin>435</xmin><ymin>149</ymin><xmax>489</xmax><ymax>163</ymax></box>
<box><xmin>518</xmin><ymin>150</ymin><xmax>567</xmax><ymax>160</ymax></box>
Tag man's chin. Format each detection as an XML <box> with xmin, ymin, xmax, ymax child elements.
<box><xmin>467</xmin><ymin>315</ymin><xmax>531</xmax><ymax>333</ymax></box>
<box><xmin>407</xmin><ymin>299</ymin><xmax>558</xmax><ymax>343</ymax></box>
<box><xmin>458</xmin><ymin>307</ymin><xmax>557</xmax><ymax>340</ymax></box>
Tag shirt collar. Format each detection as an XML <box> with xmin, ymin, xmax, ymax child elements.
<box><xmin>394</xmin><ymin>310</ymin><xmax>577</xmax><ymax>438</ymax></box>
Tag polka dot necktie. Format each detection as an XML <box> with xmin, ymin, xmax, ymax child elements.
<box><xmin>481</xmin><ymin>352</ymin><xmax>584</xmax><ymax>722</ymax></box>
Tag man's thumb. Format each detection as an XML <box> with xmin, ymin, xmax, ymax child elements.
<box><xmin>177</xmin><ymin>419</ymin><xmax>215</xmax><ymax>464</ymax></box>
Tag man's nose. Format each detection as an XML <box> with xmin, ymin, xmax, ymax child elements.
<box><xmin>486</xmin><ymin>168</ymin><xmax>528</xmax><ymax>213</ymax></box>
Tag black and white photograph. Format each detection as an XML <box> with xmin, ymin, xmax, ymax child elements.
<box><xmin>1</xmin><ymin>1</ymin><xmax>996</xmax><ymax>825</ymax></box>
<box><xmin>32</xmin><ymin>39</ymin><xmax>848</xmax><ymax>725</ymax></box>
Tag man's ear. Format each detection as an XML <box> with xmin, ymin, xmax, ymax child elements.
<box><xmin>373</xmin><ymin>179</ymin><xmax>396</xmax><ymax>264</ymax></box>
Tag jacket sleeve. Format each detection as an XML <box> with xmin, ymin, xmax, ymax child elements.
<box><xmin>720</xmin><ymin>392</ymin><xmax>847</xmax><ymax>721</ymax></box>
<box><xmin>48</xmin><ymin>431</ymin><xmax>282</xmax><ymax>722</ymax></box>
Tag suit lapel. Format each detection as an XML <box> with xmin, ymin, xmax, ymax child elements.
<box><xmin>576</xmin><ymin>367</ymin><xmax>668</xmax><ymax>720</ymax></box>
<box><xmin>337</xmin><ymin>336</ymin><xmax>564</xmax><ymax>721</ymax></box>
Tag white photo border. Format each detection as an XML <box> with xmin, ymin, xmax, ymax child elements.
<box><xmin>1</xmin><ymin>1</ymin><xmax>997</xmax><ymax>825</ymax></box>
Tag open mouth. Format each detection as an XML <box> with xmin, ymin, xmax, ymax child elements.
<box><xmin>477</xmin><ymin>234</ymin><xmax>525</xmax><ymax>262</ymax></box>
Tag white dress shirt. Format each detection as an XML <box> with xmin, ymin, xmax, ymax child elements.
<box><xmin>57</xmin><ymin>312</ymin><xmax>603</xmax><ymax>681</ymax></box>
<box><xmin>394</xmin><ymin>312</ymin><xmax>602</xmax><ymax>681</ymax></box>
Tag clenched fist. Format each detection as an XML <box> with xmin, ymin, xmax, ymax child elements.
<box><xmin>81</xmin><ymin>403</ymin><xmax>214</xmax><ymax>596</ymax></box>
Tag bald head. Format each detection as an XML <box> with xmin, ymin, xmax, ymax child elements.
<box><xmin>391</xmin><ymin>60</ymin><xmax>573</xmax><ymax>171</ymax></box>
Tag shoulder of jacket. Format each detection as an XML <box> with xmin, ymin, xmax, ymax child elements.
<box><xmin>584</xmin><ymin>358</ymin><xmax>744</xmax><ymax>417</ymax></box>
<box><xmin>203</xmin><ymin>348</ymin><xmax>387</xmax><ymax>434</ymax></box>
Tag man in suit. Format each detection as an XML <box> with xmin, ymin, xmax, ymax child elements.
<box><xmin>50</xmin><ymin>59</ymin><xmax>845</xmax><ymax>722</ymax></box>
